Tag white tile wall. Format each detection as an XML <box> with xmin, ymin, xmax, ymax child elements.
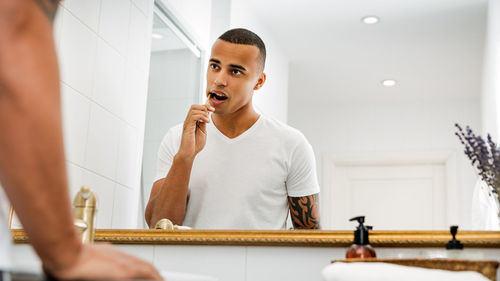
<box><xmin>55</xmin><ymin>0</ymin><xmax>153</xmax><ymax>229</ymax></box>
<box><xmin>62</xmin><ymin>0</ymin><xmax>101</xmax><ymax>31</ymax></box>
<box><xmin>82</xmin><ymin>170</ymin><xmax>116</xmax><ymax>229</ymax></box>
<box><xmin>112</xmin><ymin>184</ymin><xmax>138</xmax><ymax>228</ymax></box>
<box><xmin>61</xmin><ymin>83</ymin><xmax>91</xmax><ymax>166</ymax></box>
<box><xmin>132</xmin><ymin>0</ymin><xmax>154</xmax><ymax>18</ymax></box>
<box><xmin>98</xmin><ymin>0</ymin><xmax>131</xmax><ymax>55</ymax></box>
<box><xmin>128</xmin><ymin>4</ymin><xmax>151</xmax><ymax>71</ymax></box>
<box><xmin>66</xmin><ymin>162</ymin><xmax>85</xmax><ymax>200</ymax></box>
<box><xmin>59</xmin><ymin>8</ymin><xmax>98</xmax><ymax>98</ymax></box>
<box><xmin>123</xmin><ymin>63</ymin><xmax>149</xmax><ymax>128</ymax></box>
<box><xmin>116</xmin><ymin>122</ymin><xmax>140</xmax><ymax>188</ymax></box>
<box><xmin>84</xmin><ymin>105</ymin><xmax>121</xmax><ymax>180</ymax></box>
<box><xmin>92</xmin><ymin>40</ymin><xmax>126</xmax><ymax>116</ymax></box>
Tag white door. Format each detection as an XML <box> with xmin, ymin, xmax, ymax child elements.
<box><xmin>325</xmin><ymin>163</ymin><xmax>447</xmax><ymax>230</ymax></box>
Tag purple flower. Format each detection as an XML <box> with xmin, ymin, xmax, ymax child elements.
<box><xmin>455</xmin><ymin>124</ymin><xmax>500</xmax><ymax>196</ymax></box>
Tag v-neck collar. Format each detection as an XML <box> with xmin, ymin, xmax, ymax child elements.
<box><xmin>209</xmin><ymin>115</ymin><xmax>263</xmax><ymax>144</ymax></box>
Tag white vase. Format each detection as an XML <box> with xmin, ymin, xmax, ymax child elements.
<box><xmin>471</xmin><ymin>179</ymin><xmax>500</xmax><ymax>230</ymax></box>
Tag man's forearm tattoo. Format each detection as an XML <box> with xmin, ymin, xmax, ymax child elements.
<box><xmin>288</xmin><ymin>194</ymin><xmax>320</xmax><ymax>229</ymax></box>
<box><xmin>33</xmin><ymin>0</ymin><xmax>60</xmax><ymax>21</ymax></box>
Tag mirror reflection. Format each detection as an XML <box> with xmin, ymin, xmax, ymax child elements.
<box><xmin>140</xmin><ymin>10</ymin><xmax>201</xmax><ymax>229</ymax></box>
<box><xmin>44</xmin><ymin>0</ymin><xmax>494</xmax><ymax>232</ymax></box>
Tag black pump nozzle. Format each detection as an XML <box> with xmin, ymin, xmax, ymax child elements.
<box><xmin>349</xmin><ymin>216</ymin><xmax>372</xmax><ymax>245</ymax></box>
<box><xmin>349</xmin><ymin>216</ymin><xmax>365</xmax><ymax>225</ymax></box>
<box><xmin>446</xmin><ymin>225</ymin><xmax>464</xmax><ymax>250</ymax></box>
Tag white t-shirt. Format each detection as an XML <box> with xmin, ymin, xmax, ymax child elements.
<box><xmin>0</xmin><ymin>185</ymin><xmax>12</xmax><ymax>270</ymax></box>
<box><xmin>155</xmin><ymin>115</ymin><xmax>320</xmax><ymax>229</ymax></box>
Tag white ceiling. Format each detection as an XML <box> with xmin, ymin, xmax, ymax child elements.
<box><xmin>247</xmin><ymin>0</ymin><xmax>488</xmax><ymax>102</ymax></box>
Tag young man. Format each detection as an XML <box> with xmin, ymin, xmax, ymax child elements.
<box><xmin>146</xmin><ymin>28</ymin><xmax>320</xmax><ymax>230</ymax></box>
<box><xmin>0</xmin><ymin>0</ymin><xmax>161</xmax><ymax>279</ymax></box>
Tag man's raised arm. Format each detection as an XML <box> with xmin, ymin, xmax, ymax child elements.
<box><xmin>145</xmin><ymin>103</ymin><xmax>214</xmax><ymax>227</ymax></box>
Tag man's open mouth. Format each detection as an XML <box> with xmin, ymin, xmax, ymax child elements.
<box><xmin>209</xmin><ymin>92</ymin><xmax>228</xmax><ymax>101</ymax></box>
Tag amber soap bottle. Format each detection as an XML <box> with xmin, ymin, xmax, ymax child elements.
<box><xmin>346</xmin><ymin>216</ymin><xmax>377</xmax><ymax>259</ymax></box>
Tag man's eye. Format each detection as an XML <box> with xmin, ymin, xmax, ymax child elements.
<box><xmin>232</xmin><ymin>69</ymin><xmax>242</xmax><ymax>75</ymax></box>
<box><xmin>210</xmin><ymin>64</ymin><xmax>219</xmax><ymax>70</ymax></box>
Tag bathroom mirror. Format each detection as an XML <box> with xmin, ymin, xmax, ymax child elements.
<box><xmin>134</xmin><ymin>0</ymin><xmax>489</xmax><ymax>231</ymax></box>
<box><xmin>45</xmin><ymin>0</ymin><xmax>493</xmax><ymax>234</ymax></box>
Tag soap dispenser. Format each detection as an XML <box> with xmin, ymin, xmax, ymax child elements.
<box><xmin>346</xmin><ymin>216</ymin><xmax>376</xmax><ymax>259</ymax></box>
<box><xmin>445</xmin><ymin>225</ymin><xmax>464</xmax><ymax>258</ymax></box>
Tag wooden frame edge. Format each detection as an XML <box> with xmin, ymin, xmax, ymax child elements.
<box><xmin>11</xmin><ymin>230</ymin><xmax>500</xmax><ymax>248</ymax></box>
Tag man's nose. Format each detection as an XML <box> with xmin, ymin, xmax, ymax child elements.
<box><xmin>213</xmin><ymin>72</ymin><xmax>227</xmax><ymax>86</ymax></box>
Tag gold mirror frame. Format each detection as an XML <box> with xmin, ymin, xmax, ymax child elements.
<box><xmin>11</xmin><ymin>229</ymin><xmax>500</xmax><ymax>247</ymax></box>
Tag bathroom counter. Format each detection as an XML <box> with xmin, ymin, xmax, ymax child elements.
<box><xmin>11</xmin><ymin>230</ymin><xmax>500</xmax><ymax>281</ymax></box>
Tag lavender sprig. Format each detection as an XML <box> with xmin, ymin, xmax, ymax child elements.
<box><xmin>455</xmin><ymin>124</ymin><xmax>500</xmax><ymax>196</ymax></box>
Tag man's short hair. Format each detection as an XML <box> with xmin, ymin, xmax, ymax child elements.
<box><xmin>218</xmin><ymin>28</ymin><xmax>266</xmax><ymax>71</ymax></box>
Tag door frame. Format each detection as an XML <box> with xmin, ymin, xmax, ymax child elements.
<box><xmin>321</xmin><ymin>151</ymin><xmax>458</xmax><ymax>229</ymax></box>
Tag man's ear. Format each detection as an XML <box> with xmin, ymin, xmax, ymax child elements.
<box><xmin>253</xmin><ymin>72</ymin><xmax>266</xmax><ymax>90</ymax></box>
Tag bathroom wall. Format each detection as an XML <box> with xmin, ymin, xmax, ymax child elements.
<box><xmin>53</xmin><ymin>0</ymin><xmax>154</xmax><ymax>229</ymax></box>
<box><xmin>288</xmin><ymin>95</ymin><xmax>481</xmax><ymax>229</ymax></box>
<box><xmin>229</xmin><ymin>0</ymin><xmax>290</xmax><ymax>122</ymax></box>
<box><xmin>481</xmin><ymin>0</ymin><xmax>500</xmax><ymax>140</ymax></box>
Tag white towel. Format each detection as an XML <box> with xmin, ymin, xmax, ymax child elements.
<box><xmin>322</xmin><ymin>262</ymin><xmax>489</xmax><ymax>281</ymax></box>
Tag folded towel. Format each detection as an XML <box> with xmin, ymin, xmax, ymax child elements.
<box><xmin>322</xmin><ymin>262</ymin><xmax>489</xmax><ymax>281</ymax></box>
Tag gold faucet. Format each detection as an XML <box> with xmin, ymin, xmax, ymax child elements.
<box><xmin>154</xmin><ymin>218</ymin><xmax>187</xmax><ymax>230</ymax></box>
<box><xmin>73</xmin><ymin>186</ymin><xmax>97</xmax><ymax>243</ymax></box>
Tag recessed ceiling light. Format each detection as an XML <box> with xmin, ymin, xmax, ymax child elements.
<box><xmin>382</xmin><ymin>79</ymin><xmax>397</xmax><ymax>87</ymax></box>
<box><xmin>362</xmin><ymin>16</ymin><xmax>380</xmax><ymax>25</ymax></box>
<box><xmin>152</xmin><ymin>33</ymin><xmax>163</xmax><ymax>39</ymax></box>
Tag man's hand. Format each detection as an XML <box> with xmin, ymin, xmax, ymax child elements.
<box><xmin>46</xmin><ymin>244</ymin><xmax>163</xmax><ymax>280</ymax></box>
<box><xmin>145</xmin><ymin>101</ymin><xmax>214</xmax><ymax>227</ymax></box>
<box><xmin>178</xmin><ymin>102</ymin><xmax>215</xmax><ymax>159</ymax></box>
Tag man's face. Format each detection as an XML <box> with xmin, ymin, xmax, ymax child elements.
<box><xmin>206</xmin><ymin>39</ymin><xmax>265</xmax><ymax>115</ymax></box>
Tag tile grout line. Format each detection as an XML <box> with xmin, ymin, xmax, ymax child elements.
<box><xmin>62</xmin><ymin>81</ymin><xmax>142</xmax><ymax>131</ymax></box>
<box><xmin>66</xmin><ymin>160</ymin><xmax>135</xmax><ymax>191</ymax></box>
<box><xmin>64</xmin><ymin>0</ymin><xmax>149</xmax><ymax>70</ymax></box>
